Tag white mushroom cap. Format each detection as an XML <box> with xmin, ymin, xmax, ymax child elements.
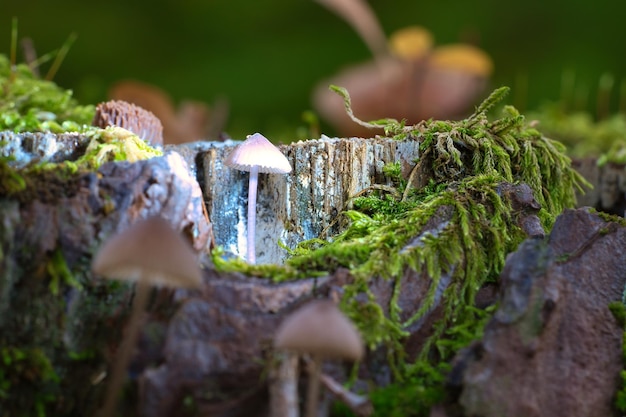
<box><xmin>274</xmin><ymin>299</ymin><xmax>364</xmax><ymax>361</ymax></box>
<box><xmin>92</xmin><ymin>216</ymin><xmax>202</xmax><ymax>288</ymax></box>
<box><xmin>225</xmin><ymin>132</ymin><xmax>292</xmax><ymax>174</ymax></box>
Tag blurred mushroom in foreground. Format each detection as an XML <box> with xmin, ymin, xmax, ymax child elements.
<box><xmin>92</xmin><ymin>216</ymin><xmax>202</xmax><ymax>417</ymax></box>
<box><xmin>274</xmin><ymin>299</ymin><xmax>364</xmax><ymax>417</ymax></box>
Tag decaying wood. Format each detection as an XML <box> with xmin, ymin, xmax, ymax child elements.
<box><xmin>2</xmin><ymin>130</ymin><xmax>625</xmax><ymax>417</ymax></box>
<box><xmin>573</xmin><ymin>157</ymin><xmax>626</xmax><ymax>215</ymax></box>
<box><xmin>191</xmin><ymin>135</ymin><xmax>420</xmax><ymax>264</ymax></box>
<box><xmin>0</xmin><ymin>132</ymin><xmax>211</xmax><ymax>416</ymax></box>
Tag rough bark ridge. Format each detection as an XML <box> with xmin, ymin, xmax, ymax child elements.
<box><xmin>438</xmin><ymin>208</ymin><xmax>626</xmax><ymax>417</ymax></box>
<box><xmin>0</xmin><ymin>133</ymin><xmax>211</xmax><ymax>416</ymax></box>
<box><xmin>574</xmin><ymin>157</ymin><xmax>626</xmax><ymax>215</ymax></box>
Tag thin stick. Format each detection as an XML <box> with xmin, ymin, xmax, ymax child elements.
<box><xmin>97</xmin><ymin>279</ymin><xmax>151</xmax><ymax>417</ymax></box>
<box><xmin>560</xmin><ymin>68</ymin><xmax>575</xmax><ymax>112</ymax></box>
<box><xmin>20</xmin><ymin>38</ymin><xmax>40</xmax><ymax>77</ymax></box>
<box><xmin>619</xmin><ymin>79</ymin><xmax>626</xmax><ymax>115</ymax></box>
<box><xmin>319</xmin><ymin>373</ymin><xmax>372</xmax><ymax>417</ymax></box>
<box><xmin>8</xmin><ymin>17</ymin><xmax>18</xmax><ymax>87</ymax></box>
<box><xmin>45</xmin><ymin>32</ymin><xmax>77</xmax><ymax>81</ymax></box>
<box><xmin>596</xmin><ymin>72</ymin><xmax>614</xmax><ymax>121</ymax></box>
<box><xmin>402</xmin><ymin>147</ymin><xmax>431</xmax><ymax>202</ymax></box>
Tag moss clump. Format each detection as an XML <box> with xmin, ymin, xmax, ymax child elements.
<box><xmin>0</xmin><ymin>54</ymin><xmax>95</xmax><ymax>133</ymax></box>
<box><xmin>609</xmin><ymin>301</ymin><xmax>626</xmax><ymax>413</ymax></box>
<box><xmin>528</xmin><ymin>102</ymin><xmax>626</xmax><ymax>166</ymax></box>
<box><xmin>0</xmin><ymin>127</ymin><xmax>163</xmax><ymax>204</ymax></box>
<box><xmin>0</xmin><ymin>346</ymin><xmax>60</xmax><ymax>416</ymax></box>
<box><xmin>214</xmin><ymin>86</ymin><xmax>588</xmax><ymax>415</ymax></box>
<box><xmin>81</xmin><ymin>126</ymin><xmax>163</xmax><ymax>167</ymax></box>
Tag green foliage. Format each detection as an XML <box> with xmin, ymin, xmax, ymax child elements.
<box><xmin>0</xmin><ymin>346</ymin><xmax>60</xmax><ymax>417</ymax></box>
<box><xmin>382</xmin><ymin>161</ymin><xmax>402</xmax><ymax>182</ymax></box>
<box><xmin>609</xmin><ymin>301</ymin><xmax>626</xmax><ymax>413</ymax></box>
<box><xmin>0</xmin><ymin>127</ymin><xmax>162</xmax><ymax>202</ymax></box>
<box><xmin>47</xmin><ymin>248</ymin><xmax>83</xmax><ymax>295</ymax></box>
<box><xmin>597</xmin><ymin>139</ymin><xmax>626</xmax><ymax>166</ymax></box>
<box><xmin>365</xmin><ymin>305</ymin><xmax>494</xmax><ymax>417</ymax></box>
<box><xmin>0</xmin><ymin>54</ymin><xmax>95</xmax><ymax>133</ymax></box>
<box><xmin>80</xmin><ymin>126</ymin><xmax>163</xmax><ymax>168</ymax></box>
<box><xmin>528</xmin><ymin>102</ymin><xmax>626</xmax><ymax>165</ymax></box>
<box><xmin>0</xmin><ymin>149</ymin><xmax>26</xmax><ymax>193</ymax></box>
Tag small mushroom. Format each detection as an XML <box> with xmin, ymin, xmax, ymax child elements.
<box><xmin>224</xmin><ymin>132</ymin><xmax>292</xmax><ymax>264</ymax></box>
<box><xmin>93</xmin><ymin>99</ymin><xmax>164</xmax><ymax>146</ymax></box>
<box><xmin>274</xmin><ymin>299</ymin><xmax>364</xmax><ymax>417</ymax></box>
<box><xmin>92</xmin><ymin>216</ymin><xmax>202</xmax><ymax>417</ymax></box>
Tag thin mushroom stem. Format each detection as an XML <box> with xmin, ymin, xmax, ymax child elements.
<box><xmin>305</xmin><ymin>354</ymin><xmax>322</xmax><ymax>417</ymax></box>
<box><xmin>269</xmin><ymin>351</ymin><xmax>300</xmax><ymax>417</ymax></box>
<box><xmin>247</xmin><ymin>165</ymin><xmax>259</xmax><ymax>264</ymax></box>
<box><xmin>97</xmin><ymin>278</ymin><xmax>151</xmax><ymax>417</ymax></box>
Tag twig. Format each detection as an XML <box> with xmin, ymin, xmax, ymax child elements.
<box><xmin>20</xmin><ymin>38</ymin><xmax>39</xmax><ymax>77</ymax></box>
<box><xmin>302</xmin><ymin>356</ymin><xmax>373</xmax><ymax>417</ymax></box>
<box><xmin>402</xmin><ymin>147</ymin><xmax>430</xmax><ymax>202</ymax></box>
<box><xmin>45</xmin><ymin>32</ymin><xmax>77</xmax><ymax>81</ymax></box>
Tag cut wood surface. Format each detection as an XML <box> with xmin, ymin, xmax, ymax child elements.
<box><xmin>181</xmin><ymin>135</ymin><xmax>420</xmax><ymax>264</ymax></box>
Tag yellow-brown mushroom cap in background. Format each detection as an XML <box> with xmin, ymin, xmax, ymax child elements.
<box><xmin>92</xmin><ymin>216</ymin><xmax>202</xmax><ymax>289</ymax></box>
<box><xmin>388</xmin><ymin>25</ymin><xmax>434</xmax><ymax>61</ymax></box>
<box><xmin>429</xmin><ymin>43</ymin><xmax>494</xmax><ymax>77</ymax></box>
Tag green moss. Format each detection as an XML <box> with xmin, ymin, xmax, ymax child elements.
<box><xmin>609</xmin><ymin>301</ymin><xmax>626</xmax><ymax>413</ymax></box>
<box><xmin>80</xmin><ymin>126</ymin><xmax>163</xmax><ymax>167</ymax></box>
<box><xmin>0</xmin><ymin>52</ymin><xmax>95</xmax><ymax>133</ymax></box>
<box><xmin>0</xmin><ymin>43</ymin><xmax>161</xmax><ymax>202</ymax></box>
<box><xmin>528</xmin><ymin>102</ymin><xmax>626</xmax><ymax>165</ymax></box>
<box><xmin>214</xmin><ymin>86</ymin><xmax>588</xmax><ymax>415</ymax></box>
<box><xmin>0</xmin><ymin>127</ymin><xmax>163</xmax><ymax>203</ymax></box>
<box><xmin>587</xmin><ymin>208</ymin><xmax>626</xmax><ymax>228</ymax></box>
<box><xmin>363</xmin><ymin>305</ymin><xmax>495</xmax><ymax>417</ymax></box>
<box><xmin>382</xmin><ymin>161</ymin><xmax>403</xmax><ymax>182</ymax></box>
<box><xmin>0</xmin><ymin>150</ymin><xmax>27</xmax><ymax>193</ymax></box>
<box><xmin>0</xmin><ymin>346</ymin><xmax>60</xmax><ymax>416</ymax></box>
<box><xmin>47</xmin><ymin>248</ymin><xmax>83</xmax><ymax>296</ymax></box>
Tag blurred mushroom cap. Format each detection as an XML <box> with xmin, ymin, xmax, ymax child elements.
<box><xmin>274</xmin><ymin>299</ymin><xmax>364</xmax><ymax>361</ymax></box>
<box><xmin>92</xmin><ymin>216</ymin><xmax>202</xmax><ymax>289</ymax></box>
<box><xmin>430</xmin><ymin>44</ymin><xmax>494</xmax><ymax>76</ymax></box>
<box><xmin>388</xmin><ymin>25</ymin><xmax>434</xmax><ymax>60</ymax></box>
<box><xmin>109</xmin><ymin>80</ymin><xmax>215</xmax><ymax>144</ymax></box>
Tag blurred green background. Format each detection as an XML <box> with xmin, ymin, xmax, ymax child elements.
<box><xmin>3</xmin><ymin>0</ymin><xmax>626</xmax><ymax>141</ymax></box>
